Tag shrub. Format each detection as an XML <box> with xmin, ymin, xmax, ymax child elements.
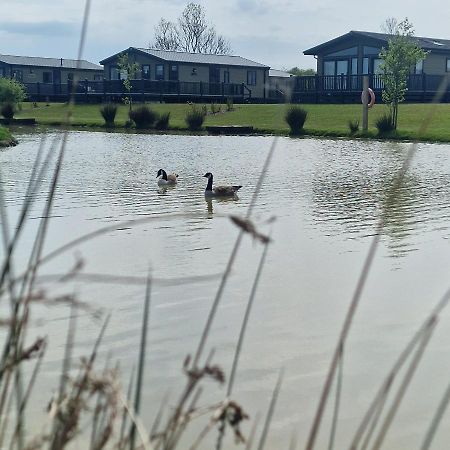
<box><xmin>0</xmin><ymin>125</ymin><xmax>13</xmax><ymax>142</ymax></box>
<box><xmin>155</xmin><ymin>112</ymin><xmax>170</xmax><ymax>130</ymax></box>
<box><xmin>210</xmin><ymin>103</ymin><xmax>221</xmax><ymax>114</ymax></box>
<box><xmin>285</xmin><ymin>106</ymin><xmax>308</xmax><ymax>135</ymax></box>
<box><xmin>226</xmin><ymin>97</ymin><xmax>234</xmax><ymax>111</ymax></box>
<box><xmin>100</xmin><ymin>103</ymin><xmax>117</xmax><ymax>127</ymax></box>
<box><xmin>185</xmin><ymin>105</ymin><xmax>206</xmax><ymax>131</ymax></box>
<box><xmin>375</xmin><ymin>113</ymin><xmax>395</xmax><ymax>134</ymax></box>
<box><xmin>348</xmin><ymin>119</ymin><xmax>359</xmax><ymax>134</ymax></box>
<box><xmin>0</xmin><ymin>78</ymin><xmax>26</xmax><ymax>104</ymax></box>
<box><xmin>1</xmin><ymin>102</ymin><xmax>15</xmax><ymax>120</ymax></box>
<box><xmin>129</xmin><ymin>105</ymin><xmax>157</xmax><ymax>129</ymax></box>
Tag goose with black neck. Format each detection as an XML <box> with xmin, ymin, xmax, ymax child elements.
<box><xmin>203</xmin><ymin>172</ymin><xmax>242</xmax><ymax>198</ymax></box>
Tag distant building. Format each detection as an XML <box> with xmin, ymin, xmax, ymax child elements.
<box><xmin>268</xmin><ymin>69</ymin><xmax>295</xmax><ymax>100</ymax></box>
<box><xmin>99</xmin><ymin>47</ymin><xmax>270</xmax><ymax>100</ymax></box>
<box><xmin>304</xmin><ymin>30</ymin><xmax>450</xmax><ymax>77</ymax></box>
<box><xmin>292</xmin><ymin>31</ymin><xmax>450</xmax><ymax>103</ymax></box>
<box><xmin>0</xmin><ymin>54</ymin><xmax>103</xmax><ymax>84</ymax></box>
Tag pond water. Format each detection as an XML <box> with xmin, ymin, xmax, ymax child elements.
<box><xmin>2</xmin><ymin>130</ymin><xmax>450</xmax><ymax>449</ymax></box>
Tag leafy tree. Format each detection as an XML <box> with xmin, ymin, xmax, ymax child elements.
<box><xmin>379</xmin><ymin>18</ymin><xmax>427</xmax><ymax>129</ymax></box>
<box><xmin>117</xmin><ymin>53</ymin><xmax>140</xmax><ymax>111</ymax></box>
<box><xmin>0</xmin><ymin>78</ymin><xmax>26</xmax><ymax>105</ymax></box>
<box><xmin>286</xmin><ymin>67</ymin><xmax>316</xmax><ymax>76</ymax></box>
<box><xmin>151</xmin><ymin>3</ymin><xmax>231</xmax><ymax>54</ymax></box>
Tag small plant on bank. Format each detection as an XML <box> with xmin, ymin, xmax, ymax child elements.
<box><xmin>185</xmin><ymin>104</ymin><xmax>206</xmax><ymax>131</ymax></box>
<box><xmin>226</xmin><ymin>97</ymin><xmax>234</xmax><ymax>111</ymax></box>
<box><xmin>285</xmin><ymin>105</ymin><xmax>308</xmax><ymax>135</ymax></box>
<box><xmin>0</xmin><ymin>78</ymin><xmax>26</xmax><ymax>105</ymax></box>
<box><xmin>129</xmin><ymin>105</ymin><xmax>158</xmax><ymax>129</ymax></box>
<box><xmin>210</xmin><ymin>102</ymin><xmax>221</xmax><ymax>114</ymax></box>
<box><xmin>117</xmin><ymin>52</ymin><xmax>140</xmax><ymax>113</ymax></box>
<box><xmin>375</xmin><ymin>113</ymin><xmax>395</xmax><ymax>134</ymax></box>
<box><xmin>348</xmin><ymin>119</ymin><xmax>359</xmax><ymax>134</ymax></box>
<box><xmin>0</xmin><ymin>125</ymin><xmax>16</xmax><ymax>146</ymax></box>
<box><xmin>100</xmin><ymin>103</ymin><xmax>117</xmax><ymax>127</ymax></box>
<box><xmin>155</xmin><ymin>112</ymin><xmax>170</xmax><ymax>130</ymax></box>
<box><xmin>1</xmin><ymin>102</ymin><xmax>15</xmax><ymax>120</ymax></box>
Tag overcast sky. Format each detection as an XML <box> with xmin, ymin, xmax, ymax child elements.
<box><xmin>1</xmin><ymin>0</ymin><xmax>449</xmax><ymax>70</ymax></box>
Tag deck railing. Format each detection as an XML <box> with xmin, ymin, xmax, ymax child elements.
<box><xmin>292</xmin><ymin>73</ymin><xmax>450</xmax><ymax>93</ymax></box>
<box><xmin>21</xmin><ymin>79</ymin><xmax>248</xmax><ymax>101</ymax></box>
<box><xmin>20</xmin><ymin>73</ymin><xmax>450</xmax><ymax>103</ymax></box>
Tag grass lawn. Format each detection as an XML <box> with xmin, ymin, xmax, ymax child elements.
<box><xmin>14</xmin><ymin>101</ymin><xmax>450</xmax><ymax>142</ymax></box>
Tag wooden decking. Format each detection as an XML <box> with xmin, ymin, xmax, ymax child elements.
<box><xmin>22</xmin><ymin>79</ymin><xmax>253</xmax><ymax>103</ymax></box>
<box><xmin>286</xmin><ymin>73</ymin><xmax>450</xmax><ymax>104</ymax></box>
<box><xmin>18</xmin><ymin>73</ymin><xmax>450</xmax><ymax>104</ymax></box>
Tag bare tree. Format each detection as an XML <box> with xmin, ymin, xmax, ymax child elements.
<box><xmin>150</xmin><ymin>3</ymin><xmax>231</xmax><ymax>54</ymax></box>
<box><xmin>153</xmin><ymin>18</ymin><xmax>180</xmax><ymax>51</ymax></box>
<box><xmin>381</xmin><ymin>17</ymin><xmax>399</xmax><ymax>35</ymax></box>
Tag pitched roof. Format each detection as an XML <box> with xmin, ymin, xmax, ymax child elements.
<box><xmin>0</xmin><ymin>54</ymin><xmax>103</xmax><ymax>71</ymax></box>
<box><xmin>304</xmin><ymin>30</ymin><xmax>450</xmax><ymax>55</ymax></box>
<box><xmin>100</xmin><ymin>47</ymin><xmax>269</xmax><ymax>68</ymax></box>
<box><xmin>269</xmin><ymin>69</ymin><xmax>293</xmax><ymax>78</ymax></box>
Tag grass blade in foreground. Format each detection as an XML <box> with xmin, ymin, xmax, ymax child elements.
<box><xmin>192</xmin><ymin>137</ymin><xmax>277</xmax><ymax>369</ymax></box>
<box><xmin>129</xmin><ymin>276</ymin><xmax>152</xmax><ymax>450</ymax></box>
<box><xmin>215</xmin><ymin>231</ymin><xmax>272</xmax><ymax>450</ymax></box>
<box><xmin>420</xmin><ymin>378</ymin><xmax>450</xmax><ymax>449</ymax></box>
<box><xmin>305</xmin><ymin>78</ymin><xmax>449</xmax><ymax>450</ymax></box>
<box><xmin>256</xmin><ymin>369</ymin><xmax>284</xmax><ymax>450</ymax></box>
<box><xmin>370</xmin><ymin>319</ymin><xmax>436</xmax><ymax>450</ymax></box>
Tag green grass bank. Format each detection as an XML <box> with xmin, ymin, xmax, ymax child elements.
<box><xmin>0</xmin><ymin>125</ymin><xmax>17</xmax><ymax>147</ymax></box>
<box><xmin>14</xmin><ymin>102</ymin><xmax>450</xmax><ymax>142</ymax></box>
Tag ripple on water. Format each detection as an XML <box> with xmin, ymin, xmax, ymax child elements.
<box><xmin>3</xmin><ymin>132</ymin><xmax>450</xmax><ymax>449</ymax></box>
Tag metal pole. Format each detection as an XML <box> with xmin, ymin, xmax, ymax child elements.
<box><xmin>362</xmin><ymin>75</ymin><xmax>369</xmax><ymax>131</ymax></box>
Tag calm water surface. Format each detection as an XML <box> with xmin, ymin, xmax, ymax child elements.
<box><xmin>2</xmin><ymin>130</ymin><xmax>450</xmax><ymax>449</ymax></box>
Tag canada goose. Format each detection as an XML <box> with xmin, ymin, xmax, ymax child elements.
<box><xmin>203</xmin><ymin>172</ymin><xmax>242</xmax><ymax>197</ymax></box>
<box><xmin>157</xmin><ymin>169</ymin><xmax>178</xmax><ymax>186</ymax></box>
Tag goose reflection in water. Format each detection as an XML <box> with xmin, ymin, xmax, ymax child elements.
<box><xmin>204</xmin><ymin>195</ymin><xmax>240</xmax><ymax>216</ymax></box>
<box><xmin>157</xmin><ymin>184</ymin><xmax>177</xmax><ymax>195</ymax></box>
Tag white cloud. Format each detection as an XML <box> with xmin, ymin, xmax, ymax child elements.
<box><xmin>234</xmin><ymin>0</ymin><xmax>268</xmax><ymax>15</ymax></box>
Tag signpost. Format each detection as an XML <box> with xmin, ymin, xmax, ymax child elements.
<box><xmin>362</xmin><ymin>76</ymin><xmax>369</xmax><ymax>131</ymax></box>
<box><xmin>361</xmin><ymin>76</ymin><xmax>376</xmax><ymax>131</ymax></box>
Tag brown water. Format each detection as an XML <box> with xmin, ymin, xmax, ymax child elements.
<box><xmin>2</xmin><ymin>130</ymin><xmax>450</xmax><ymax>449</ymax></box>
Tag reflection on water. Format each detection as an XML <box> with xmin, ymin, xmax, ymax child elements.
<box><xmin>158</xmin><ymin>184</ymin><xmax>177</xmax><ymax>195</ymax></box>
<box><xmin>205</xmin><ymin>195</ymin><xmax>240</xmax><ymax>216</ymax></box>
<box><xmin>310</xmin><ymin>141</ymin><xmax>450</xmax><ymax>258</ymax></box>
<box><xmin>311</xmin><ymin>164</ymin><xmax>426</xmax><ymax>258</ymax></box>
<box><xmin>2</xmin><ymin>132</ymin><xmax>450</xmax><ymax>449</ymax></box>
